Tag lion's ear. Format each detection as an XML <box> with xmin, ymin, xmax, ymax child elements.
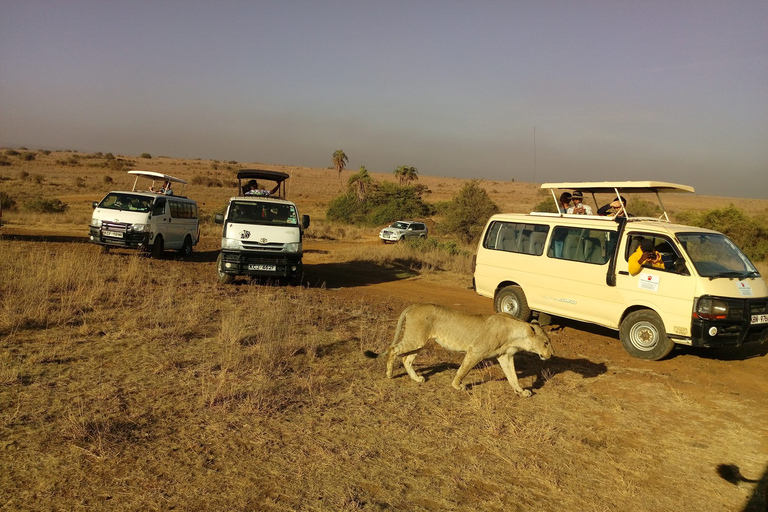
<box><xmin>528</xmin><ymin>325</ymin><xmax>536</xmax><ymax>336</ymax></box>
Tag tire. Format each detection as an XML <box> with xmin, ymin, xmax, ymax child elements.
<box><xmin>151</xmin><ymin>235</ymin><xmax>164</xmax><ymax>259</ymax></box>
<box><xmin>216</xmin><ymin>253</ymin><xmax>234</xmax><ymax>285</ymax></box>
<box><xmin>494</xmin><ymin>285</ymin><xmax>532</xmax><ymax>322</ymax></box>
<box><xmin>619</xmin><ymin>309</ymin><xmax>674</xmax><ymax>360</ymax></box>
<box><xmin>179</xmin><ymin>235</ymin><xmax>193</xmax><ymax>258</ymax></box>
<box><xmin>419</xmin><ymin>234</ymin><xmax>426</xmax><ymax>239</ymax></box>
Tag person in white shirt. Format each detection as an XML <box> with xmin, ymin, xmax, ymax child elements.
<box><xmin>567</xmin><ymin>190</ymin><xmax>593</xmax><ymax>215</ymax></box>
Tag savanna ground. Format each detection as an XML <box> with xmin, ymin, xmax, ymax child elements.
<box><xmin>1</xmin><ymin>150</ymin><xmax>767</xmax><ymax>511</ymax></box>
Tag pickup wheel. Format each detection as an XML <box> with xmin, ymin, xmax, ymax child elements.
<box><xmin>494</xmin><ymin>285</ymin><xmax>532</xmax><ymax>322</ymax></box>
<box><xmin>620</xmin><ymin>310</ymin><xmax>674</xmax><ymax>360</ymax></box>
<box><xmin>179</xmin><ymin>235</ymin><xmax>193</xmax><ymax>258</ymax></box>
<box><xmin>151</xmin><ymin>236</ymin><xmax>164</xmax><ymax>259</ymax></box>
<box><xmin>216</xmin><ymin>253</ymin><xmax>234</xmax><ymax>285</ymax></box>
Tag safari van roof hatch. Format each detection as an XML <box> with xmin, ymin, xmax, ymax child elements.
<box><xmin>127</xmin><ymin>170</ymin><xmax>188</xmax><ymax>196</ymax></box>
<box><xmin>540</xmin><ymin>181</ymin><xmax>695</xmax><ymax>222</ymax></box>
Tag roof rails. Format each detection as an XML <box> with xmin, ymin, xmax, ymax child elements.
<box><xmin>540</xmin><ymin>181</ymin><xmax>695</xmax><ymax>222</ymax></box>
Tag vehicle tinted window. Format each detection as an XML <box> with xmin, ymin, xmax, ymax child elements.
<box><xmin>483</xmin><ymin>221</ymin><xmax>549</xmax><ymax>256</ymax></box>
<box><xmin>168</xmin><ymin>201</ymin><xmax>197</xmax><ymax>219</ymax></box>
<box><xmin>624</xmin><ymin>232</ymin><xmax>686</xmax><ymax>273</ymax></box>
<box><xmin>548</xmin><ymin>226</ymin><xmax>615</xmax><ymax>265</ymax></box>
<box><xmin>153</xmin><ymin>198</ymin><xmax>166</xmax><ymax>216</ymax></box>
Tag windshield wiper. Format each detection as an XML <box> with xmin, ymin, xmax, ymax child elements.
<box><xmin>708</xmin><ymin>271</ymin><xmax>757</xmax><ymax>280</ymax></box>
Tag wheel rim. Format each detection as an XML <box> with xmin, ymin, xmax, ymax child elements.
<box><xmin>499</xmin><ymin>295</ymin><xmax>520</xmax><ymax>317</ymax></box>
<box><xmin>628</xmin><ymin>321</ymin><xmax>659</xmax><ymax>351</ymax></box>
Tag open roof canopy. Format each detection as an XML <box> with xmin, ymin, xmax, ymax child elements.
<box><xmin>540</xmin><ymin>181</ymin><xmax>694</xmax><ymax>194</ymax></box>
<box><xmin>540</xmin><ymin>181</ymin><xmax>695</xmax><ymax>222</ymax></box>
<box><xmin>127</xmin><ymin>170</ymin><xmax>188</xmax><ymax>185</ymax></box>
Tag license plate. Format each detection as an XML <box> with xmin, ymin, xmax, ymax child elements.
<box><xmin>751</xmin><ymin>314</ymin><xmax>768</xmax><ymax>324</ymax></box>
<box><xmin>103</xmin><ymin>230</ymin><xmax>123</xmax><ymax>238</ymax></box>
<box><xmin>248</xmin><ymin>264</ymin><xmax>276</xmax><ymax>271</ymax></box>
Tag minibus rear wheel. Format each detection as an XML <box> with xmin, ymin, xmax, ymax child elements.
<box><xmin>494</xmin><ymin>285</ymin><xmax>532</xmax><ymax>322</ymax></box>
<box><xmin>619</xmin><ymin>310</ymin><xmax>674</xmax><ymax>360</ymax></box>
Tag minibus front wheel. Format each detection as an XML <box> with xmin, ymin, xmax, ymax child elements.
<box><xmin>620</xmin><ymin>310</ymin><xmax>674</xmax><ymax>360</ymax></box>
<box><xmin>494</xmin><ymin>285</ymin><xmax>532</xmax><ymax>322</ymax></box>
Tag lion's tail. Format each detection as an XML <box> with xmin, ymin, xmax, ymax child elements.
<box><xmin>364</xmin><ymin>305</ymin><xmax>410</xmax><ymax>360</ymax></box>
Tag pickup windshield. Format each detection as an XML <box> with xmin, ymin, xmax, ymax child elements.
<box><xmin>677</xmin><ymin>233</ymin><xmax>759</xmax><ymax>279</ymax></box>
<box><xmin>228</xmin><ymin>201</ymin><xmax>298</xmax><ymax>225</ymax></box>
<box><xmin>98</xmin><ymin>193</ymin><xmax>152</xmax><ymax>213</ymax></box>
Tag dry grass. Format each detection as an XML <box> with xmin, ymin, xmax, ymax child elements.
<box><xmin>1</xmin><ymin>239</ymin><xmax>767</xmax><ymax>511</ymax></box>
<box><xmin>1</xmin><ymin>150</ymin><xmax>767</xmax><ymax>510</ymax></box>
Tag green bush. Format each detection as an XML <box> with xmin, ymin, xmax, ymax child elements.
<box><xmin>0</xmin><ymin>156</ymin><xmax>11</xmax><ymax>167</ymax></box>
<box><xmin>533</xmin><ymin>198</ymin><xmax>558</xmax><ymax>213</ymax></box>
<box><xmin>437</xmin><ymin>180</ymin><xmax>499</xmax><ymax>244</ymax></box>
<box><xmin>140</xmin><ymin>153</ymin><xmax>152</xmax><ymax>159</ymax></box>
<box><xmin>21</xmin><ymin>152</ymin><xmax>36</xmax><ymax>161</ymax></box>
<box><xmin>630</xmin><ymin>198</ymin><xmax>662</xmax><ymax>218</ymax></box>
<box><xmin>326</xmin><ymin>182</ymin><xmax>432</xmax><ymax>225</ymax></box>
<box><xmin>404</xmin><ymin>236</ymin><xmax>465</xmax><ymax>257</ymax></box>
<box><xmin>23</xmin><ymin>198</ymin><xmax>69</xmax><ymax>214</ymax></box>
<box><xmin>677</xmin><ymin>205</ymin><xmax>768</xmax><ymax>262</ymax></box>
<box><xmin>103</xmin><ymin>175</ymin><xmax>114</xmax><ymax>185</ymax></box>
<box><xmin>1</xmin><ymin>191</ymin><xmax>17</xmax><ymax>211</ymax></box>
<box><xmin>4</xmin><ymin>149</ymin><xmax>20</xmax><ymax>157</ymax></box>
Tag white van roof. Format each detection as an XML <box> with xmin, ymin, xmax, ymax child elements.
<box><xmin>540</xmin><ymin>181</ymin><xmax>694</xmax><ymax>194</ymax></box>
<box><xmin>128</xmin><ymin>170</ymin><xmax>188</xmax><ymax>185</ymax></box>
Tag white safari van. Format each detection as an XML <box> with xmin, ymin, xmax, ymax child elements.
<box><xmin>214</xmin><ymin>170</ymin><xmax>310</xmax><ymax>285</ymax></box>
<box><xmin>90</xmin><ymin>170</ymin><xmax>199</xmax><ymax>258</ymax></box>
<box><xmin>473</xmin><ymin>181</ymin><xmax>768</xmax><ymax>360</ymax></box>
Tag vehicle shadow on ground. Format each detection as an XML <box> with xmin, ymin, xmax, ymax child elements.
<box><xmin>0</xmin><ymin>233</ymin><xmax>89</xmax><ymax>243</ymax></box>
<box><xmin>546</xmin><ymin>315</ymin><xmax>768</xmax><ymax>362</ymax></box>
<box><xmin>304</xmin><ymin>261</ymin><xmax>418</xmax><ymax>288</ymax></box>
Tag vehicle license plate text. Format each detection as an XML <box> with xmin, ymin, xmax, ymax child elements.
<box><xmin>751</xmin><ymin>314</ymin><xmax>768</xmax><ymax>325</ymax></box>
<box><xmin>103</xmin><ymin>230</ymin><xmax>123</xmax><ymax>238</ymax></box>
<box><xmin>249</xmin><ymin>264</ymin><xmax>276</xmax><ymax>271</ymax></box>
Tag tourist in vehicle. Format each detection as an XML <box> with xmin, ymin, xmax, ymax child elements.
<box><xmin>567</xmin><ymin>190</ymin><xmax>593</xmax><ymax>215</ymax></box>
<box><xmin>628</xmin><ymin>239</ymin><xmax>664</xmax><ymax>276</ymax></box>
<box><xmin>598</xmin><ymin>196</ymin><xmax>629</xmax><ymax>217</ymax></box>
<box><xmin>244</xmin><ymin>180</ymin><xmax>279</xmax><ymax>196</ymax></box>
<box><xmin>558</xmin><ymin>192</ymin><xmax>572</xmax><ymax>213</ymax></box>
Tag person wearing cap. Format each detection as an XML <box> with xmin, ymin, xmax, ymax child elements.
<box><xmin>567</xmin><ymin>190</ymin><xmax>593</xmax><ymax>215</ymax></box>
<box><xmin>598</xmin><ymin>196</ymin><xmax>629</xmax><ymax>217</ymax></box>
<box><xmin>628</xmin><ymin>238</ymin><xmax>665</xmax><ymax>276</ymax></box>
<box><xmin>558</xmin><ymin>192</ymin><xmax>572</xmax><ymax>214</ymax></box>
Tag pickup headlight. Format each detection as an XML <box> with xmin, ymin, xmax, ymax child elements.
<box><xmin>90</xmin><ymin>218</ymin><xmax>102</xmax><ymax>228</ymax></box>
<box><xmin>222</xmin><ymin>238</ymin><xmax>241</xmax><ymax>250</ymax></box>
<box><xmin>695</xmin><ymin>297</ymin><xmax>729</xmax><ymax>320</ymax></box>
<box><xmin>131</xmin><ymin>223</ymin><xmax>149</xmax><ymax>232</ymax></box>
<box><xmin>284</xmin><ymin>242</ymin><xmax>302</xmax><ymax>253</ymax></box>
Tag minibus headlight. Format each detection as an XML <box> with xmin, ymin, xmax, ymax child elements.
<box><xmin>90</xmin><ymin>218</ymin><xmax>102</xmax><ymax>228</ymax></box>
<box><xmin>222</xmin><ymin>238</ymin><xmax>240</xmax><ymax>250</ymax></box>
<box><xmin>284</xmin><ymin>242</ymin><xmax>302</xmax><ymax>253</ymax></box>
<box><xmin>131</xmin><ymin>223</ymin><xmax>149</xmax><ymax>232</ymax></box>
<box><xmin>695</xmin><ymin>297</ymin><xmax>729</xmax><ymax>320</ymax></box>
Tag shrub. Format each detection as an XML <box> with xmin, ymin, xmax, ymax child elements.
<box><xmin>38</xmin><ymin>149</ymin><xmax>51</xmax><ymax>155</ymax></box>
<box><xmin>326</xmin><ymin>182</ymin><xmax>432</xmax><ymax>226</ymax></box>
<box><xmin>74</xmin><ymin>177</ymin><xmax>86</xmax><ymax>188</ymax></box>
<box><xmin>437</xmin><ymin>180</ymin><xmax>500</xmax><ymax>244</ymax></box>
<box><xmin>1</xmin><ymin>191</ymin><xmax>16</xmax><ymax>211</ymax></box>
<box><xmin>23</xmin><ymin>198</ymin><xmax>69</xmax><ymax>214</ymax></box>
<box><xmin>630</xmin><ymin>198</ymin><xmax>662</xmax><ymax>218</ymax></box>
<box><xmin>21</xmin><ymin>152</ymin><xmax>36</xmax><ymax>161</ymax></box>
<box><xmin>18</xmin><ymin>171</ymin><xmax>29</xmax><ymax>180</ymax></box>
<box><xmin>677</xmin><ymin>205</ymin><xmax>768</xmax><ymax>262</ymax></box>
<box><xmin>140</xmin><ymin>153</ymin><xmax>152</xmax><ymax>159</ymax></box>
<box><xmin>191</xmin><ymin>175</ymin><xmax>223</xmax><ymax>187</ymax></box>
<box><xmin>103</xmin><ymin>175</ymin><xmax>114</xmax><ymax>184</ymax></box>
<box><xmin>0</xmin><ymin>156</ymin><xmax>11</xmax><ymax>167</ymax></box>
<box><xmin>533</xmin><ymin>198</ymin><xmax>558</xmax><ymax>213</ymax></box>
<box><xmin>32</xmin><ymin>174</ymin><xmax>45</xmax><ymax>185</ymax></box>
<box><xmin>4</xmin><ymin>149</ymin><xmax>20</xmax><ymax>157</ymax></box>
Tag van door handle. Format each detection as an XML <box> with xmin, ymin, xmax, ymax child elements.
<box><xmin>618</xmin><ymin>271</ymin><xmax>629</xmax><ymax>275</ymax></box>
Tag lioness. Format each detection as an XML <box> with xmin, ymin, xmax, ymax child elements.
<box><xmin>365</xmin><ymin>303</ymin><xmax>554</xmax><ymax>396</ymax></box>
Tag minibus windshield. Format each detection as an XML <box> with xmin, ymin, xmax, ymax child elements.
<box><xmin>228</xmin><ymin>201</ymin><xmax>298</xmax><ymax>225</ymax></box>
<box><xmin>677</xmin><ymin>233</ymin><xmax>760</xmax><ymax>279</ymax></box>
<box><xmin>98</xmin><ymin>193</ymin><xmax>152</xmax><ymax>213</ymax></box>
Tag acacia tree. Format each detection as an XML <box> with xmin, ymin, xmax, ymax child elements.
<box><xmin>332</xmin><ymin>150</ymin><xmax>348</xmax><ymax>187</ymax></box>
<box><xmin>347</xmin><ymin>166</ymin><xmax>372</xmax><ymax>202</ymax></box>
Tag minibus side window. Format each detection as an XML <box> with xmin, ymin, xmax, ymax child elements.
<box><xmin>625</xmin><ymin>233</ymin><xmax>688</xmax><ymax>275</ymax></box>
<box><xmin>548</xmin><ymin>227</ymin><xmax>613</xmax><ymax>265</ymax></box>
<box><xmin>153</xmin><ymin>198</ymin><xmax>166</xmax><ymax>216</ymax></box>
<box><xmin>483</xmin><ymin>221</ymin><xmax>549</xmax><ymax>256</ymax></box>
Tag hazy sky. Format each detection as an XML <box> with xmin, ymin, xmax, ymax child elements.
<box><xmin>1</xmin><ymin>1</ymin><xmax>766</xmax><ymax>198</ymax></box>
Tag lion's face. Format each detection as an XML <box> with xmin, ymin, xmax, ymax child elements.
<box><xmin>529</xmin><ymin>324</ymin><xmax>554</xmax><ymax>360</ymax></box>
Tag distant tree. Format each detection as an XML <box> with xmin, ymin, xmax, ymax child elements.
<box><xmin>347</xmin><ymin>166</ymin><xmax>373</xmax><ymax>202</ymax></box>
<box><xmin>393</xmin><ymin>165</ymin><xmax>419</xmax><ymax>186</ymax></box>
<box><xmin>438</xmin><ymin>180</ymin><xmax>500</xmax><ymax>244</ymax></box>
<box><xmin>140</xmin><ymin>152</ymin><xmax>152</xmax><ymax>159</ymax></box>
<box><xmin>332</xmin><ymin>150</ymin><xmax>348</xmax><ymax>187</ymax></box>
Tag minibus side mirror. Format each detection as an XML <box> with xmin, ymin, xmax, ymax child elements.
<box><xmin>214</xmin><ymin>213</ymin><xmax>224</xmax><ymax>224</ymax></box>
<box><xmin>302</xmin><ymin>215</ymin><xmax>310</xmax><ymax>229</ymax></box>
<box><xmin>92</xmin><ymin>201</ymin><xmax>98</xmax><ymax>209</ymax></box>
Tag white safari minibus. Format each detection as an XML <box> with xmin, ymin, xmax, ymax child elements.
<box><xmin>214</xmin><ymin>170</ymin><xmax>310</xmax><ymax>285</ymax></box>
<box><xmin>90</xmin><ymin>170</ymin><xmax>199</xmax><ymax>258</ymax></box>
<box><xmin>473</xmin><ymin>181</ymin><xmax>768</xmax><ymax>360</ymax></box>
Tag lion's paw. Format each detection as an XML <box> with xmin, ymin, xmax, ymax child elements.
<box><xmin>518</xmin><ymin>389</ymin><xmax>533</xmax><ymax>398</ymax></box>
